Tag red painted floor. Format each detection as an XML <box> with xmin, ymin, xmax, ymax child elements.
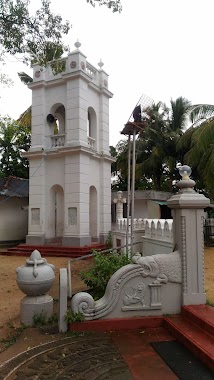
<box><xmin>69</xmin><ymin>306</ymin><xmax>214</xmax><ymax>377</ymax></box>
<box><xmin>111</xmin><ymin>327</ymin><xmax>179</xmax><ymax>380</ymax></box>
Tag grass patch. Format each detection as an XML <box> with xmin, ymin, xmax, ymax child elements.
<box><xmin>0</xmin><ymin>322</ymin><xmax>28</xmax><ymax>350</ymax></box>
<box><xmin>33</xmin><ymin>312</ymin><xmax>58</xmax><ymax>327</ymax></box>
<box><xmin>206</xmin><ymin>299</ymin><xmax>214</xmax><ymax>307</ymax></box>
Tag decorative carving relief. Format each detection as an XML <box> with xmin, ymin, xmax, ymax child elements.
<box><xmin>122</xmin><ymin>281</ymin><xmax>162</xmax><ymax>311</ymax></box>
<box><xmin>149</xmin><ymin>284</ymin><xmax>161</xmax><ymax>307</ymax></box>
<box><xmin>70</xmin><ymin>61</ymin><xmax>77</xmax><ymax>69</ymax></box>
<box><xmin>71</xmin><ymin>251</ymin><xmax>181</xmax><ymax>320</ymax></box>
<box><xmin>68</xmin><ymin>207</ymin><xmax>77</xmax><ymax>226</ymax></box>
<box><xmin>35</xmin><ymin>70</ymin><xmax>41</xmax><ymax>78</ymax></box>
<box><xmin>31</xmin><ymin>208</ymin><xmax>40</xmax><ymax>225</ymax></box>
<box><xmin>81</xmin><ymin>61</ymin><xmax>85</xmax><ymax>70</ymax></box>
<box><xmin>123</xmin><ymin>282</ymin><xmax>146</xmax><ymax>306</ymax></box>
<box><xmin>181</xmin><ymin>216</ymin><xmax>187</xmax><ymax>293</ymax></box>
<box><xmin>201</xmin><ymin>215</ymin><xmax>205</xmax><ymax>293</ymax></box>
<box><xmin>132</xmin><ymin>251</ymin><xmax>181</xmax><ymax>283</ymax></box>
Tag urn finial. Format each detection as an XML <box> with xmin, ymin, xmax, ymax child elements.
<box><xmin>177</xmin><ymin>165</ymin><xmax>196</xmax><ymax>192</ymax></box>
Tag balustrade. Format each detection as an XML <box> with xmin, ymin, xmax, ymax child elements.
<box><xmin>86</xmin><ymin>62</ymin><xmax>97</xmax><ymax>78</ymax></box>
<box><xmin>51</xmin><ymin>134</ymin><xmax>65</xmax><ymax>147</ymax></box>
<box><xmin>115</xmin><ymin>218</ymin><xmax>173</xmax><ymax>242</ymax></box>
<box><xmin>87</xmin><ymin>136</ymin><xmax>96</xmax><ymax>149</ymax></box>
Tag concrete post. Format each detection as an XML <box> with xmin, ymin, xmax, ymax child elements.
<box><xmin>167</xmin><ymin>165</ymin><xmax>210</xmax><ymax>306</ymax></box>
<box><xmin>113</xmin><ymin>191</ymin><xmax>126</xmax><ymax>220</ymax></box>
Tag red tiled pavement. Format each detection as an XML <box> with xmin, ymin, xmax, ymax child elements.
<box><xmin>111</xmin><ymin>327</ymin><xmax>179</xmax><ymax>380</ymax></box>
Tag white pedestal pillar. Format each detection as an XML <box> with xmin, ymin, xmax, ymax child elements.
<box><xmin>168</xmin><ymin>166</ymin><xmax>210</xmax><ymax>306</ymax></box>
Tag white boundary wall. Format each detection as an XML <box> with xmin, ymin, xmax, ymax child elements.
<box><xmin>112</xmin><ymin>218</ymin><xmax>173</xmax><ymax>255</ymax></box>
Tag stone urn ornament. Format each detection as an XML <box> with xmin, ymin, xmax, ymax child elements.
<box><xmin>16</xmin><ymin>250</ymin><xmax>55</xmax><ymax>325</ymax></box>
<box><xmin>16</xmin><ymin>249</ymin><xmax>55</xmax><ymax>296</ymax></box>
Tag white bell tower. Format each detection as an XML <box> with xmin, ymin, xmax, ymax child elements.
<box><xmin>25</xmin><ymin>42</ymin><xmax>113</xmax><ymax>246</ymax></box>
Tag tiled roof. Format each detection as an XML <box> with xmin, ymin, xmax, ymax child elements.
<box><xmin>0</xmin><ymin>176</ymin><xmax>29</xmax><ymax>198</ymax></box>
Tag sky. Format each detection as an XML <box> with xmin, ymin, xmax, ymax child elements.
<box><xmin>0</xmin><ymin>0</ymin><xmax>214</xmax><ymax>146</ymax></box>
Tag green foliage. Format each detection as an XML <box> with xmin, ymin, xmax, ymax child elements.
<box><xmin>0</xmin><ymin>0</ymin><xmax>121</xmax><ymax>71</ymax></box>
<box><xmin>0</xmin><ymin>117</ymin><xmax>30</xmax><ymax>178</ymax></box>
<box><xmin>178</xmin><ymin>111</ymin><xmax>214</xmax><ymax>197</ymax></box>
<box><xmin>111</xmin><ymin>97</ymin><xmax>214</xmax><ymax>195</ymax></box>
<box><xmin>33</xmin><ymin>313</ymin><xmax>47</xmax><ymax>326</ymax></box>
<box><xmin>86</xmin><ymin>0</ymin><xmax>122</xmax><ymax>13</ymax></box>
<box><xmin>47</xmin><ymin>313</ymin><xmax>58</xmax><ymax>325</ymax></box>
<box><xmin>64</xmin><ymin>310</ymin><xmax>85</xmax><ymax>324</ymax></box>
<box><xmin>50</xmin><ymin>58</ymin><xmax>66</xmax><ymax>75</ymax></box>
<box><xmin>106</xmin><ymin>231</ymin><xmax>113</xmax><ymax>248</ymax></box>
<box><xmin>80</xmin><ymin>251</ymin><xmax>131</xmax><ymax>300</ymax></box>
<box><xmin>0</xmin><ymin>0</ymin><xmax>71</xmax><ymax>67</ymax></box>
<box><xmin>33</xmin><ymin>312</ymin><xmax>58</xmax><ymax>326</ymax></box>
<box><xmin>0</xmin><ymin>322</ymin><xmax>28</xmax><ymax>349</ymax></box>
<box><xmin>206</xmin><ymin>299</ymin><xmax>214</xmax><ymax>307</ymax></box>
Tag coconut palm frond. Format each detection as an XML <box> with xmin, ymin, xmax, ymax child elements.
<box><xmin>170</xmin><ymin>97</ymin><xmax>192</xmax><ymax>132</ymax></box>
<box><xmin>198</xmin><ymin>145</ymin><xmax>214</xmax><ymax>190</ymax></box>
<box><xmin>176</xmin><ymin>126</ymin><xmax>195</xmax><ymax>151</ymax></box>
<box><xmin>17</xmin><ymin>106</ymin><xmax>32</xmax><ymax>127</ymax></box>
<box><xmin>188</xmin><ymin>104</ymin><xmax>214</xmax><ymax>126</ymax></box>
<box><xmin>18</xmin><ymin>72</ymin><xmax>33</xmax><ymax>85</ymax></box>
<box><xmin>191</xmin><ymin>120</ymin><xmax>214</xmax><ymax>151</ymax></box>
<box><xmin>184</xmin><ymin>144</ymin><xmax>201</xmax><ymax>167</ymax></box>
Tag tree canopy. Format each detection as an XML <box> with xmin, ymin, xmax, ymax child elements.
<box><xmin>0</xmin><ymin>117</ymin><xmax>30</xmax><ymax>178</ymax></box>
<box><xmin>86</xmin><ymin>0</ymin><xmax>122</xmax><ymax>12</ymax></box>
<box><xmin>0</xmin><ymin>0</ymin><xmax>71</xmax><ymax>67</ymax></box>
<box><xmin>0</xmin><ymin>0</ymin><xmax>122</xmax><ymax>68</ymax></box>
<box><xmin>178</xmin><ymin>105</ymin><xmax>214</xmax><ymax>197</ymax></box>
<box><xmin>111</xmin><ymin>98</ymin><xmax>214</xmax><ymax>198</ymax></box>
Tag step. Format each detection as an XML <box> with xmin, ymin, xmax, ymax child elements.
<box><xmin>0</xmin><ymin>250</ymin><xmax>93</xmax><ymax>258</ymax></box>
<box><xmin>164</xmin><ymin>315</ymin><xmax>214</xmax><ymax>371</ymax></box>
<box><xmin>7</xmin><ymin>243</ymin><xmax>107</xmax><ymax>252</ymax></box>
<box><xmin>4</xmin><ymin>243</ymin><xmax>108</xmax><ymax>258</ymax></box>
<box><xmin>182</xmin><ymin>305</ymin><xmax>214</xmax><ymax>338</ymax></box>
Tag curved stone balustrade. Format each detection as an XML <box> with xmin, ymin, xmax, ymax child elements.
<box><xmin>71</xmin><ymin>251</ymin><xmax>181</xmax><ymax>320</ymax></box>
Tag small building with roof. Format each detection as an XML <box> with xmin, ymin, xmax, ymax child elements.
<box><xmin>0</xmin><ymin>176</ymin><xmax>29</xmax><ymax>244</ymax></box>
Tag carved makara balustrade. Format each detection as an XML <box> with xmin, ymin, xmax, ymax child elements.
<box><xmin>71</xmin><ymin>251</ymin><xmax>182</xmax><ymax>320</ymax></box>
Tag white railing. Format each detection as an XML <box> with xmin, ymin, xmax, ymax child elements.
<box><xmin>86</xmin><ymin>62</ymin><xmax>97</xmax><ymax>79</ymax></box>
<box><xmin>87</xmin><ymin>136</ymin><xmax>96</xmax><ymax>149</ymax></box>
<box><xmin>115</xmin><ymin>218</ymin><xmax>145</xmax><ymax>231</ymax></box>
<box><xmin>114</xmin><ymin>218</ymin><xmax>173</xmax><ymax>243</ymax></box>
<box><xmin>145</xmin><ymin>219</ymin><xmax>173</xmax><ymax>242</ymax></box>
<box><xmin>51</xmin><ymin>134</ymin><xmax>65</xmax><ymax>147</ymax></box>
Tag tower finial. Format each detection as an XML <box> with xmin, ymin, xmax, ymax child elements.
<box><xmin>74</xmin><ymin>40</ymin><xmax>81</xmax><ymax>50</ymax></box>
<box><xmin>98</xmin><ymin>58</ymin><xmax>104</xmax><ymax>69</ymax></box>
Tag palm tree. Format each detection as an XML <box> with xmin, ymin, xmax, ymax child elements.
<box><xmin>114</xmin><ymin>98</ymin><xmax>193</xmax><ymax>191</ymax></box>
<box><xmin>135</xmin><ymin>97</ymin><xmax>191</xmax><ymax>191</ymax></box>
<box><xmin>177</xmin><ymin>104</ymin><xmax>214</xmax><ymax>196</ymax></box>
<box><xmin>17</xmin><ymin>72</ymin><xmax>33</xmax><ymax>127</ymax></box>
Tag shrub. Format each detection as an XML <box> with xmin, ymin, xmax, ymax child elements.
<box><xmin>80</xmin><ymin>250</ymin><xmax>131</xmax><ymax>300</ymax></box>
<box><xmin>64</xmin><ymin>310</ymin><xmax>85</xmax><ymax>324</ymax></box>
<box><xmin>106</xmin><ymin>231</ymin><xmax>113</xmax><ymax>248</ymax></box>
